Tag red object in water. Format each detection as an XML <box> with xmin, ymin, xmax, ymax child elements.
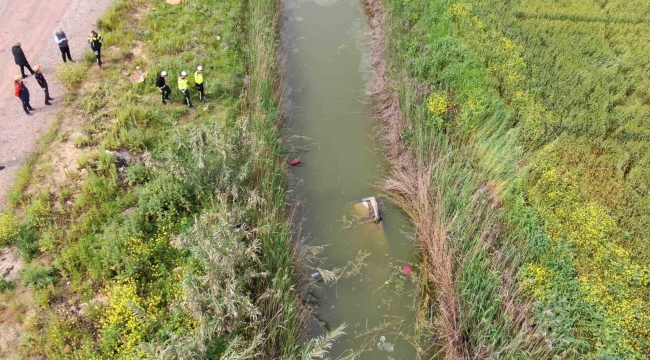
<box><xmin>403</xmin><ymin>266</ymin><xmax>413</xmax><ymax>276</ymax></box>
<box><xmin>289</xmin><ymin>159</ymin><xmax>301</xmax><ymax>166</ymax></box>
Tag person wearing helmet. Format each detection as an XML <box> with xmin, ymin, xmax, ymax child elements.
<box><xmin>11</xmin><ymin>42</ymin><xmax>35</xmax><ymax>78</ymax></box>
<box><xmin>14</xmin><ymin>75</ymin><xmax>34</xmax><ymax>116</ymax></box>
<box><xmin>156</xmin><ymin>71</ymin><xmax>171</xmax><ymax>105</ymax></box>
<box><xmin>87</xmin><ymin>31</ymin><xmax>103</xmax><ymax>68</ymax></box>
<box><xmin>178</xmin><ymin>71</ymin><xmax>194</xmax><ymax>108</ymax></box>
<box><xmin>34</xmin><ymin>66</ymin><xmax>54</xmax><ymax>106</ymax></box>
<box><xmin>194</xmin><ymin>65</ymin><xmax>205</xmax><ymax>103</ymax></box>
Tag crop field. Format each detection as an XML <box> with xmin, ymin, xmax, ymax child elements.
<box><xmin>376</xmin><ymin>0</ymin><xmax>650</xmax><ymax>358</ymax></box>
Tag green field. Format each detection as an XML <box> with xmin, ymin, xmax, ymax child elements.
<box><xmin>376</xmin><ymin>0</ymin><xmax>650</xmax><ymax>358</ymax></box>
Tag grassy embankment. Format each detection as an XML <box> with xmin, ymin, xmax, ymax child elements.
<box><xmin>0</xmin><ymin>0</ymin><xmax>333</xmax><ymax>358</ymax></box>
<box><xmin>367</xmin><ymin>0</ymin><xmax>649</xmax><ymax>358</ymax></box>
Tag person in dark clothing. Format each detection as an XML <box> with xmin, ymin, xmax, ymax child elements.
<box><xmin>156</xmin><ymin>71</ymin><xmax>172</xmax><ymax>104</ymax></box>
<box><xmin>54</xmin><ymin>29</ymin><xmax>74</xmax><ymax>63</ymax></box>
<box><xmin>14</xmin><ymin>75</ymin><xmax>34</xmax><ymax>115</ymax></box>
<box><xmin>34</xmin><ymin>66</ymin><xmax>54</xmax><ymax>106</ymax></box>
<box><xmin>12</xmin><ymin>43</ymin><xmax>35</xmax><ymax>78</ymax></box>
<box><xmin>87</xmin><ymin>31</ymin><xmax>103</xmax><ymax>68</ymax></box>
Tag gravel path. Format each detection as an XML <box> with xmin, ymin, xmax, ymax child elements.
<box><xmin>0</xmin><ymin>0</ymin><xmax>115</xmax><ymax>209</ymax></box>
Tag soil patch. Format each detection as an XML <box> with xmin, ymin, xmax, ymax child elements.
<box><xmin>0</xmin><ymin>248</ymin><xmax>22</xmax><ymax>283</ymax></box>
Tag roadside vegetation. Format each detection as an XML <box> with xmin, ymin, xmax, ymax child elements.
<box><xmin>0</xmin><ymin>0</ymin><xmax>339</xmax><ymax>358</ymax></box>
<box><xmin>366</xmin><ymin>0</ymin><xmax>649</xmax><ymax>358</ymax></box>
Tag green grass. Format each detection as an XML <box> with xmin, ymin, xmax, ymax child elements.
<box><xmin>55</xmin><ymin>62</ymin><xmax>88</xmax><ymax>90</ymax></box>
<box><xmin>0</xmin><ymin>0</ymin><xmax>318</xmax><ymax>358</ymax></box>
<box><xmin>20</xmin><ymin>264</ymin><xmax>56</xmax><ymax>290</ymax></box>
<box><xmin>0</xmin><ymin>279</ymin><xmax>15</xmax><ymax>293</ymax></box>
<box><xmin>372</xmin><ymin>0</ymin><xmax>650</xmax><ymax>358</ymax></box>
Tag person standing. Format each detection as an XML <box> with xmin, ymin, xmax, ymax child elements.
<box><xmin>87</xmin><ymin>31</ymin><xmax>103</xmax><ymax>68</ymax></box>
<box><xmin>11</xmin><ymin>43</ymin><xmax>35</xmax><ymax>78</ymax></box>
<box><xmin>54</xmin><ymin>29</ymin><xmax>74</xmax><ymax>63</ymax></box>
<box><xmin>178</xmin><ymin>71</ymin><xmax>194</xmax><ymax>108</ymax></box>
<box><xmin>33</xmin><ymin>66</ymin><xmax>54</xmax><ymax>106</ymax></box>
<box><xmin>194</xmin><ymin>65</ymin><xmax>205</xmax><ymax>103</ymax></box>
<box><xmin>156</xmin><ymin>71</ymin><xmax>171</xmax><ymax>105</ymax></box>
<box><xmin>14</xmin><ymin>76</ymin><xmax>34</xmax><ymax>116</ymax></box>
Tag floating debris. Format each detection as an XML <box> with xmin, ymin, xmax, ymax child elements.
<box><xmin>377</xmin><ymin>335</ymin><xmax>395</xmax><ymax>352</ymax></box>
<box><xmin>289</xmin><ymin>158</ymin><xmax>301</xmax><ymax>166</ymax></box>
<box><xmin>358</xmin><ymin>196</ymin><xmax>381</xmax><ymax>222</ymax></box>
<box><xmin>403</xmin><ymin>265</ymin><xmax>412</xmax><ymax>276</ymax></box>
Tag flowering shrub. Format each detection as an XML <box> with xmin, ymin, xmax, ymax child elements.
<box><xmin>99</xmin><ymin>227</ymin><xmax>185</xmax><ymax>358</ymax></box>
<box><xmin>446</xmin><ymin>2</ymin><xmax>473</xmax><ymax>17</ymax></box>
<box><xmin>100</xmin><ymin>282</ymin><xmax>148</xmax><ymax>359</ymax></box>
<box><xmin>528</xmin><ymin>167</ymin><xmax>650</xmax><ymax>356</ymax></box>
<box><xmin>427</xmin><ymin>91</ymin><xmax>449</xmax><ymax>116</ymax></box>
<box><xmin>520</xmin><ymin>264</ymin><xmax>554</xmax><ymax>300</ymax></box>
<box><xmin>0</xmin><ymin>211</ymin><xmax>20</xmax><ymax>245</ymax></box>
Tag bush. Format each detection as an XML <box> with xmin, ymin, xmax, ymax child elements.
<box><xmin>0</xmin><ymin>279</ymin><xmax>15</xmax><ymax>293</ymax></box>
<box><xmin>24</xmin><ymin>190</ymin><xmax>52</xmax><ymax>228</ymax></box>
<box><xmin>55</xmin><ymin>62</ymin><xmax>87</xmax><ymax>90</ymax></box>
<box><xmin>76</xmin><ymin>153</ymin><xmax>92</xmax><ymax>169</ymax></box>
<box><xmin>0</xmin><ymin>211</ymin><xmax>20</xmax><ymax>245</ymax></box>
<box><xmin>21</xmin><ymin>264</ymin><xmax>56</xmax><ymax>289</ymax></box>
<box><xmin>125</xmin><ymin>163</ymin><xmax>150</xmax><ymax>186</ymax></box>
<box><xmin>17</xmin><ymin>224</ymin><xmax>39</xmax><ymax>261</ymax></box>
<box><xmin>73</xmin><ymin>134</ymin><xmax>92</xmax><ymax>148</ymax></box>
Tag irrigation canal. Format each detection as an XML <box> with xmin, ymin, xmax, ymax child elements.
<box><xmin>282</xmin><ymin>0</ymin><xmax>424</xmax><ymax>358</ymax></box>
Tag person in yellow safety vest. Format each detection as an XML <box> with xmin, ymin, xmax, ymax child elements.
<box><xmin>87</xmin><ymin>31</ymin><xmax>103</xmax><ymax>68</ymax></box>
<box><xmin>178</xmin><ymin>71</ymin><xmax>194</xmax><ymax>108</ymax></box>
<box><xmin>194</xmin><ymin>65</ymin><xmax>205</xmax><ymax>103</ymax></box>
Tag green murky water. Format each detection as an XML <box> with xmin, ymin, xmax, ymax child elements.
<box><xmin>282</xmin><ymin>0</ymin><xmax>426</xmax><ymax>358</ymax></box>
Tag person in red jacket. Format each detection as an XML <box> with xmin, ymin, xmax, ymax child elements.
<box><xmin>14</xmin><ymin>75</ymin><xmax>34</xmax><ymax>116</ymax></box>
<box><xmin>33</xmin><ymin>66</ymin><xmax>54</xmax><ymax>106</ymax></box>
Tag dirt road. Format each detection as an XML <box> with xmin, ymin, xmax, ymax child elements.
<box><xmin>0</xmin><ymin>0</ymin><xmax>114</xmax><ymax>209</ymax></box>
